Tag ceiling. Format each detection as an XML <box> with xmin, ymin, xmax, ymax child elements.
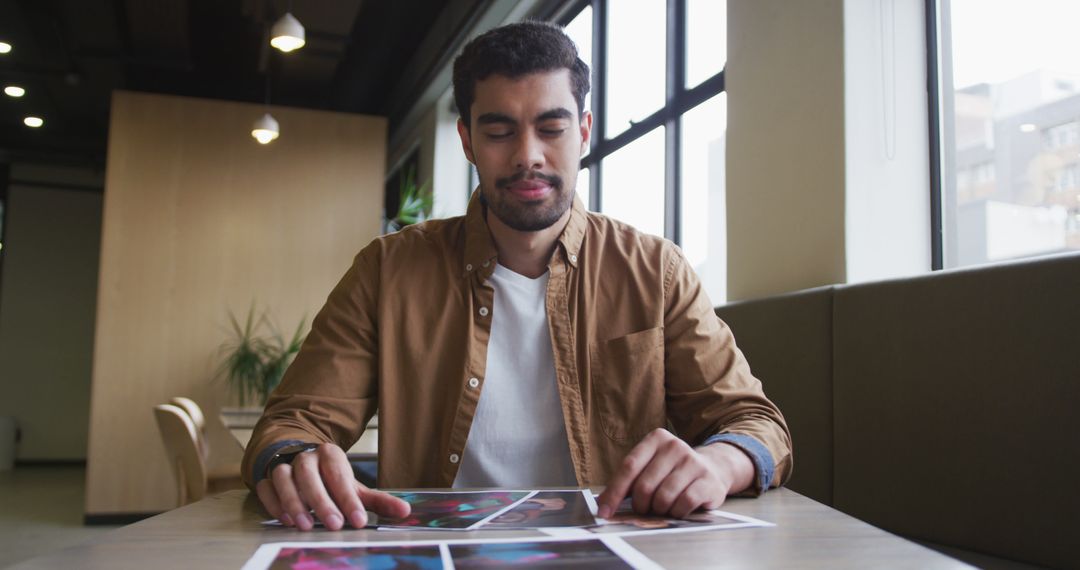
<box><xmin>0</xmin><ymin>0</ymin><xmax>481</xmax><ymax>168</ymax></box>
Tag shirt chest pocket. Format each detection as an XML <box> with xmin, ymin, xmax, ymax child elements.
<box><xmin>590</xmin><ymin>327</ymin><xmax>666</xmax><ymax>442</ymax></box>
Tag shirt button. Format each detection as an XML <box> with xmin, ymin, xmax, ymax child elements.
<box><xmin>468</xmin><ymin>377</ymin><xmax>480</xmax><ymax>388</ymax></box>
<box><xmin>479</xmin><ymin>307</ymin><xmax>489</xmax><ymax>317</ymax></box>
<box><xmin>482</xmin><ymin>260</ymin><xmax>490</xmax><ymax>267</ymax></box>
<box><xmin>570</xmin><ymin>254</ymin><xmax>578</xmax><ymax>263</ymax></box>
<box><xmin>449</xmin><ymin>453</ymin><xmax>460</xmax><ymax>464</ymax></box>
<box><xmin>466</xmin><ymin>264</ymin><xmax>473</xmax><ymax>272</ymax></box>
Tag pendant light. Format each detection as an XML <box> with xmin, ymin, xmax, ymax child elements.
<box><xmin>251</xmin><ymin>113</ymin><xmax>279</xmax><ymax>144</ymax></box>
<box><xmin>270</xmin><ymin>3</ymin><xmax>305</xmax><ymax>53</ymax></box>
<box><xmin>252</xmin><ymin>65</ymin><xmax>279</xmax><ymax>144</ymax></box>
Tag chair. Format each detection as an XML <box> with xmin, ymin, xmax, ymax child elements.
<box><xmin>153</xmin><ymin>404</ymin><xmax>207</xmax><ymax>506</ymax></box>
<box><xmin>169</xmin><ymin>397</ymin><xmax>208</xmax><ymax>460</ymax></box>
<box><xmin>167</xmin><ymin>397</ymin><xmax>243</xmax><ymax>493</ymax></box>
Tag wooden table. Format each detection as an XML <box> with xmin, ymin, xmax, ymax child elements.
<box><xmin>10</xmin><ymin>488</ymin><xmax>970</xmax><ymax>569</ymax></box>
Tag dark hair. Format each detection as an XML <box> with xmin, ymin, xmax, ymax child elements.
<box><xmin>452</xmin><ymin>21</ymin><xmax>590</xmax><ymax>129</ymax></box>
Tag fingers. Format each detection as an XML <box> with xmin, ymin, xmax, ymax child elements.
<box><xmin>669</xmin><ymin>478</ymin><xmax>715</xmax><ymax>519</ymax></box>
<box><xmin>318</xmin><ymin>445</ymin><xmax>369</xmax><ymax>529</ymax></box>
<box><xmin>648</xmin><ymin>454</ymin><xmax>700</xmax><ymax>515</ymax></box>
<box><xmin>597</xmin><ymin>451</ymin><xmax>648</xmax><ymax>518</ymax></box>
<box><xmin>600</xmin><ymin>429</ymin><xmax>738</xmax><ymax>520</ymax></box>
<box><xmin>271</xmin><ymin>463</ymin><xmax>311</xmax><ymax>529</ymax></box>
<box><xmin>292</xmin><ymin>447</ymin><xmax>346</xmax><ymax>531</ymax></box>
<box><xmin>358</xmin><ymin>487</ymin><xmax>412</xmax><ymax>519</ymax></box>
<box><xmin>255</xmin><ymin>478</ymin><xmax>287</xmax><ymax>525</ymax></box>
<box><xmin>597</xmin><ymin>428</ymin><xmax>668</xmax><ymax>518</ymax></box>
<box><xmin>630</xmin><ymin>436</ymin><xmax>688</xmax><ymax>514</ymax></box>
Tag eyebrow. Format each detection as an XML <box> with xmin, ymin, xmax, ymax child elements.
<box><xmin>476</xmin><ymin>112</ymin><xmax>516</xmax><ymax>126</ymax></box>
<box><xmin>536</xmin><ymin>108</ymin><xmax>574</xmax><ymax>122</ymax></box>
<box><xmin>475</xmin><ymin>107</ymin><xmax>575</xmax><ymax>127</ymax></box>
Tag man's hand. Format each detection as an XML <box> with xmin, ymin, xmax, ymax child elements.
<box><xmin>254</xmin><ymin>443</ymin><xmax>410</xmax><ymax>531</ymax></box>
<box><xmin>596</xmin><ymin>429</ymin><xmax>755</xmax><ymax>520</ymax></box>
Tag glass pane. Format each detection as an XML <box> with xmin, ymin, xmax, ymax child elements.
<box><xmin>601</xmin><ymin>127</ymin><xmax>665</xmax><ymax>237</ymax></box>
<box><xmin>685</xmin><ymin>0</ymin><xmax>727</xmax><ymax>88</ymax></box>
<box><xmin>942</xmin><ymin>0</ymin><xmax>1080</xmax><ymax>267</ymax></box>
<box><xmin>575</xmin><ymin>165</ymin><xmax>591</xmax><ymax>211</ymax></box>
<box><xmin>605</xmin><ymin>0</ymin><xmax>666</xmax><ymax>139</ymax></box>
<box><xmin>564</xmin><ymin>5</ymin><xmax>593</xmax><ymax>116</ymax></box>
<box><xmin>680</xmin><ymin>94</ymin><xmax>727</xmax><ymax>304</ymax></box>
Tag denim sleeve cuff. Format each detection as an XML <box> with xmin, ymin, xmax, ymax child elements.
<box><xmin>699</xmin><ymin>432</ymin><xmax>776</xmax><ymax>494</ymax></box>
<box><xmin>252</xmin><ymin>439</ymin><xmax>309</xmax><ymax>485</ymax></box>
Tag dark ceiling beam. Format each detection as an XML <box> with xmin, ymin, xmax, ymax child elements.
<box><xmin>329</xmin><ymin>0</ymin><xmax>448</xmax><ymax>114</ymax></box>
<box><xmin>383</xmin><ymin>0</ymin><xmax>486</xmax><ymax>122</ymax></box>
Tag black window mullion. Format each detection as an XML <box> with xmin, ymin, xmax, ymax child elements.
<box><xmin>664</xmin><ymin>0</ymin><xmax>686</xmax><ymax>243</ymax></box>
<box><xmin>926</xmin><ymin>0</ymin><xmax>944</xmax><ymax>270</ymax></box>
<box><xmin>589</xmin><ymin>0</ymin><xmax>606</xmax><ymax>213</ymax></box>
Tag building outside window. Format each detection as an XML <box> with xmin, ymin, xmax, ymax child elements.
<box><xmin>933</xmin><ymin>0</ymin><xmax>1080</xmax><ymax>267</ymax></box>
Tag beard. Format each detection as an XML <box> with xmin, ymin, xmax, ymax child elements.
<box><xmin>480</xmin><ymin>169</ymin><xmax>574</xmax><ymax>232</ymax></box>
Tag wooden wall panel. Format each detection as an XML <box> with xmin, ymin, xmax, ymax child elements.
<box><xmin>86</xmin><ymin>91</ymin><xmax>386</xmax><ymax>514</ymax></box>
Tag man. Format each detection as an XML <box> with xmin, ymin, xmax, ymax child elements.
<box><xmin>242</xmin><ymin>21</ymin><xmax>792</xmax><ymax>532</ymax></box>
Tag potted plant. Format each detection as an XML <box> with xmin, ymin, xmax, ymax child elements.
<box><xmin>386</xmin><ymin>165</ymin><xmax>433</xmax><ymax>232</ymax></box>
<box><xmin>216</xmin><ymin>305</ymin><xmax>306</xmax><ymax>427</ymax></box>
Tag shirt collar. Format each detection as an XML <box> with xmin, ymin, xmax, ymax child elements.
<box><xmin>462</xmin><ymin>188</ymin><xmax>587</xmax><ymax>278</ymax></box>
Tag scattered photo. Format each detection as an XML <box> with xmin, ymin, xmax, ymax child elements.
<box><xmin>588</xmin><ymin>508</ymin><xmax>741</xmax><ymax>535</ymax></box>
<box><xmin>483</xmin><ymin>490</ymin><xmax>597</xmax><ymax>529</ymax></box>
<box><xmin>573</xmin><ymin>496</ymin><xmax>770</xmax><ymax>537</ymax></box>
<box><xmin>376</xmin><ymin>491</ymin><xmax>531</xmax><ymax>530</ymax></box>
<box><xmin>266</xmin><ymin>544</ymin><xmax>443</xmax><ymax>570</ymax></box>
<box><xmin>449</xmin><ymin>539</ymin><xmax>638</xmax><ymax>569</ymax></box>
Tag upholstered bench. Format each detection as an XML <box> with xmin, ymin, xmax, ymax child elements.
<box><xmin>716</xmin><ymin>253</ymin><xmax>1080</xmax><ymax>569</ymax></box>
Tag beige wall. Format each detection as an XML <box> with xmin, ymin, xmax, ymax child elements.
<box><xmin>85</xmin><ymin>91</ymin><xmax>386</xmax><ymax>514</ymax></box>
<box><xmin>0</xmin><ymin>175</ymin><xmax>102</xmax><ymax>460</ymax></box>
<box><xmin>726</xmin><ymin>0</ymin><xmax>847</xmax><ymax>301</ymax></box>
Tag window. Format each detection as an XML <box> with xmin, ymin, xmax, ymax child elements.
<box><xmin>930</xmin><ymin>0</ymin><xmax>1080</xmax><ymax>267</ymax></box>
<box><xmin>1042</xmin><ymin>121</ymin><xmax>1080</xmax><ymax>151</ymax></box>
<box><xmin>1049</xmin><ymin>163</ymin><xmax>1080</xmax><ymax>194</ymax></box>
<box><xmin>557</xmin><ymin>0</ymin><xmax>728</xmax><ymax>301</ymax></box>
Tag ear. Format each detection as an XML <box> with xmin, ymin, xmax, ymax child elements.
<box><xmin>457</xmin><ymin>118</ymin><xmax>476</xmax><ymax>164</ymax></box>
<box><xmin>579</xmin><ymin>110</ymin><xmax>593</xmax><ymax>156</ymax></box>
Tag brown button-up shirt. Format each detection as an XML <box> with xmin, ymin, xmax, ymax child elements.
<box><xmin>242</xmin><ymin>192</ymin><xmax>793</xmax><ymax>491</ymax></box>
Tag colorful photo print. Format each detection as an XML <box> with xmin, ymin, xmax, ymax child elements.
<box><xmin>267</xmin><ymin>544</ymin><xmax>443</xmax><ymax>570</ymax></box>
<box><xmin>589</xmin><ymin>508</ymin><xmax>740</xmax><ymax>535</ymax></box>
<box><xmin>377</xmin><ymin>491</ymin><xmax>531</xmax><ymax>530</ymax></box>
<box><xmin>448</xmin><ymin>540</ymin><xmax>634</xmax><ymax>569</ymax></box>
<box><xmin>484</xmin><ymin>490</ymin><xmax>597</xmax><ymax>529</ymax></box>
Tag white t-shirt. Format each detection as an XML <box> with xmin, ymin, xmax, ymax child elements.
<box><xmin>452</xmin><ymin>264</ymin><xmax>577</xmax><ymax>488</ymax></box>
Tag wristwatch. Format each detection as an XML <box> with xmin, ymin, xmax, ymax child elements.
<box><xmin>264</xmin><ymin>442</ymin><xmax>320</xmax><ymax>479</ymax></box>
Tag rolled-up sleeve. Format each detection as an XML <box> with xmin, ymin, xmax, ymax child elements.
<box><xmin>661</xmin><ymin>247</ymin><xmax>793</xmax><ymax>492</ymax></box>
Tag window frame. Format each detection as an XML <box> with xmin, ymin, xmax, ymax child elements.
<box><xmin>555</xmin><ymin>0</ymin><xmax>726</xmax><ymax>244</ymax></box>
<box><xmin>926</xmin><ymin>0</ymin><xmax>945</xmax><ymax>270</ymax></box>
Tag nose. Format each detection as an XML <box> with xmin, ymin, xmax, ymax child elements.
<box><xmin>512</xmin><ymin>132</ymin><xmax>545</xmax><ymax>171</ymax></box>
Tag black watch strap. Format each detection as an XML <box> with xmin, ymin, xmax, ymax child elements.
<box><xmin>264</xmin><ymin>443</ymin><xmax>320</xmax><ymax>479</ymax></box>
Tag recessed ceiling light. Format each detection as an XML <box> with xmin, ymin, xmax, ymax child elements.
<box><xmin>0</xmin><ymin>41</ymin><xmax>12</xmax><ymax>54</ymax></box>
<box><xmin>1019</xmin><ymin>123</ymin><xmax>1037</xmax><ymax>133</ymax></box>
<box><xmin>4</xmin><ymin>85</ymin><xmax>26</xmax><ymax>97</ymax></box>
<box><xmin>270</xmin><ymin>13</ymin><xmax>305</xmax><ymax>52</ymax></box>
<box><xmin>24</xmin><ymin>116</ymin><xmax>44</xmax><ymax>128</ymax></box>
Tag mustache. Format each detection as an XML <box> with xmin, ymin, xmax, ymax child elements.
<box><xmin>495</xmin><ymin>170</ymin><xmax>563</xmax><ymax>190</ymax></box>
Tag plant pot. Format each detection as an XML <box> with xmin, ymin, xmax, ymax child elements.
<box><xmin>219</xmin><ymin>406</ymin><xmax>264</xmax><ymax>430</ymax></box>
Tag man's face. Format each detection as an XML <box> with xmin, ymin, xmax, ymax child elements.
<box><xmin>458</xmin><ymin>69</ymin><xmax>592</xmax><ymax>232</ymax></box>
